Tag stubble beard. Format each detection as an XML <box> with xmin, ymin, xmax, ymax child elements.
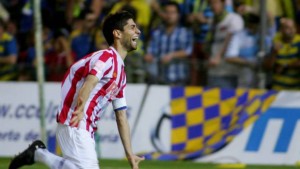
<box><xmin>122</xmin><ymin>38</ymin><xmax>136</xmax><ymax>52</ymax></box>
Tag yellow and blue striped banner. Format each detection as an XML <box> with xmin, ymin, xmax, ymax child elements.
<box><xmin>145</xmin><ymin>87</ymin><xmax>277</xmax><ymax>160</ymax></box>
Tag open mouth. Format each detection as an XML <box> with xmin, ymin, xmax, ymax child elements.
<box><xmin>132</xmin><ymin>37</ymin><xmax>138</xmax><ymax>43</ymax></box>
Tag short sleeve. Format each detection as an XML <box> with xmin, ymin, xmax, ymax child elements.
<box><xmin>112</xmin><ymin>84</ymin><xmax>127</xmax><ymax>111</ymax></box>
<box><xmin>89</xmin><ymin>51</ymin><xmax>113</xmax><ymax>80</ymax></box>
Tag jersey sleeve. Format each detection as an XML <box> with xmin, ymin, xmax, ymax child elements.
<box><xmin>89</xmin><ymin>51</ymin><xmax>113</xmax><ymax>80</ymax></box>
<box><xmin>112</xmin><ymin>84</ymin><xmax>127</xmax><ymax>111</ymax></box>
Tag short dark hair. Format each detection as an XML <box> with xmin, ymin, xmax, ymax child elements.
<box><xmin>102</xmin><ymin>11</ymin><xmax>134</xmax><ymax>46</ymax></box>
<box><xmin>163</xmin><ymin>1</ymin><xmax>180</xmax><ymax>13</ymax></box>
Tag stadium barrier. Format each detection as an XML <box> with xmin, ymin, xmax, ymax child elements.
<box><xmin>1</xmin><ymin>82</ymin><xmax>300</xmax><ymax>165</ymax></box>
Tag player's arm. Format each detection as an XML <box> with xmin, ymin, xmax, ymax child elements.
<box><xmin>115</xmin><ymin>109</ymin><xmax>144</xmax><ymax>169</ymax></box>
<box><xmin>70</xmin><ymin>74</ymin><xmax>98</xmax><ymax>127</ymax></box>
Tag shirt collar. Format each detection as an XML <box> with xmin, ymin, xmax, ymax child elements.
<box><xmin>109</xmin><ymin>46</ymin><xmax>124</xmax><ymax>65</ymax></box>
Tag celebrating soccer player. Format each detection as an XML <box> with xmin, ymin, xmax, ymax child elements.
<box><xmin>9</xmin><ymin>11</ymin><xmax>144</xmax><ymax>169</ymax></box>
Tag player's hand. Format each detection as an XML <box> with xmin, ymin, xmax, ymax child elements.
<box><xmin>70</xmin><ymin>97</ymin><xmax>84</xmax><ymax>127</ymax></box>
<box><xmin>128</xmin><ymin>155</ymin><xmax>145</xmax><ymax>169</ymax></box>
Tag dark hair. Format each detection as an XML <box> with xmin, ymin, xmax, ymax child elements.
<box><xmin>102</xmin><ymin>11</ymin><xmax>134</xmax><ymax>46</ymax></box>
<box><xmin>163</xmin><ymin>1</ymin><xmax>180</xmax><ymax>13</ymax></box>
<box><xmin>121</xmin><ymin>5</ymin><xmax>137</xmax><ymax>21</ymax></box>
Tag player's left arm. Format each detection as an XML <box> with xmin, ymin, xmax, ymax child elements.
<box><xmin>113</xmin><ymin>83</ymin><xmax>144</xmax><ymax>169</ymax></box>
<box><xmin>115</xmin><ymin>109</ymin><xmax>144</xmax><ymax>169</ymax></box>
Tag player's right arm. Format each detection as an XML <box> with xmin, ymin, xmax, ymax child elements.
<box><xmin>70</xmin><ymin>74</ymin><xmax>98</xmax><ymax>127</ymax></box>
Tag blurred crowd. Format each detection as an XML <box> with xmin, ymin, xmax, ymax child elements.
<box><xmin>0</xmin><ymin>0</ymin><xmax>300</xmax><ymax>90</ymax></box>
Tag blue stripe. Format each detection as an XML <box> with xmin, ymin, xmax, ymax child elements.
<box><xmin>114</xmin><ymin>106</ymin><xmax>127</xmax><ymax>111</ymax></box>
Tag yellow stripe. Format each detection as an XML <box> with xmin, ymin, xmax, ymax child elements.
<box><xmin>276</xmin><ymin>58</ymin><xmax>299</xmax><ymax>65</ymax></box>
<box><xmin>185</xmin><ymin>86</ymin><xmax>203</xmax><ymax>97</ymax></box>
<box><xmin>0</xmin><ymin>73</ymin><xmax>17</xmax><ymax>81</ymax></box>
<box><xmin>272</xmin><ymin>85</ymin><xmax>300</xmax><ymax>90</ymax></box>
<box><xmin>273</xmin><ymin>75</ymin><xmax>300</xmax><ymax>84</ymax></box>
<box><xmin>1</xmin><ymin>33</ymin><xmax>12</xmax><ymax>41</ymax></box>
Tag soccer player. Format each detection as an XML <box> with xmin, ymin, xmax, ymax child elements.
<box><xmin>9</xmin><ymin>11</ymin><xmax>144</xmax><ymax>169</ymax></box>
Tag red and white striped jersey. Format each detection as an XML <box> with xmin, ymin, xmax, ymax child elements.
<box><xmin>56</xmin><ymin>47</ymin><xmax>127</xmax><ymax>133</ymax></box>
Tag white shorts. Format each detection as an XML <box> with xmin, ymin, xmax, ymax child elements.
<box><xmin>56</xmin><ymin>124</ymin><xmax>100</xmax><ymax>169</ymax></box>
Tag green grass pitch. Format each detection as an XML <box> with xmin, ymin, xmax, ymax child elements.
<box><xmin>0</xmin><ymin>158</ymin><xmax>298</xmax><ymax>169</ymax></box>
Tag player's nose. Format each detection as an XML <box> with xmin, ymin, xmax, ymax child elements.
<box><xmin>136</xmin><ymin>27</ymin><xmax>141</xmax><ymax>35</ymax></box>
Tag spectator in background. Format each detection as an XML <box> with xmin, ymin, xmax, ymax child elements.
<box><xmin>17</xmin><ymin>27</ymin><xmax>75</xmax><ymax>81</ymax></box>
<box><xmin>0</xmin><ymin>1</ymin><xmax>9</xmax><ymax>22</ymax></box>
<box><xmin>65</xmin><ymin>0</ymin><xmax>105</xmax><ymax>27</ymax></box>
<box><xmin>185</xmin><ymin>0</ymin><xmax>213</xmax><ymax>86</ymax></box>
<box><xmin>144</xmin><ymin>1</ymin><xmax>193</xmax><ymax>85</ymax></box>
<box><xmin>0</xmin><ymin>19</ymin><xmax>18</xmax><ymax>81</ymax></box>
<box><xmin>233</xmin><ymin>0</ymin><xmax>276</xmax><ymax>52</ymax></box>
<box><xmin>44</xmin><ymin>29</ymin><xmax>74</xmax><ymax>81</ymax></box>
<box><xmin>6</xmin><ymin>19</ymin><xmax>18</xmax><ymax>36</ymax></box>
<box><xmin>205</xmin><ymin>0</ymin><xmax>243</xmax><ymax>88</ymax></box>
<box><xmin>185</xmin><ymin>0</ymin><xmax>234</xmax><ymax>86</ymax></box>
<box><xmin>225</xmin><ymin>13</ymin><xmax>260</xmax><ymax>88</ymax></box>
<box><xmin>70</xmin><ymin>10</ymin><xmax>106</xmax><ymax>61</ymax></box>
<box><xmin>264</xmin><ymin>18</ymin><xmax>300</xmax><ymax>90</ymax></box>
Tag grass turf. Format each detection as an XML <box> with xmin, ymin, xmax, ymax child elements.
<box><xmin>0</xmin><ymin>158</ymin><xmax>299</xmax><ymax>169</ymax></box>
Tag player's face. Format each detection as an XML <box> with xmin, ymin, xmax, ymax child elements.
<box><xmin>120</xmin><ymin>19</ymin><xmax>141</xmax><ymax>52</ymax></box>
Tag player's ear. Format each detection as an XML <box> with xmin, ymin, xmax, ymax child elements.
<box><xmin>113</xmin><ymin>29</ymin><xmax>122</xmax><ymax>39</ymax></box>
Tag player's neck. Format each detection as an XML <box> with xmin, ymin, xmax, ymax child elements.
<box><xmin>112</xmin><ymin>44</ymin><xmax>127</xmax><ymax>60</ymax></box>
